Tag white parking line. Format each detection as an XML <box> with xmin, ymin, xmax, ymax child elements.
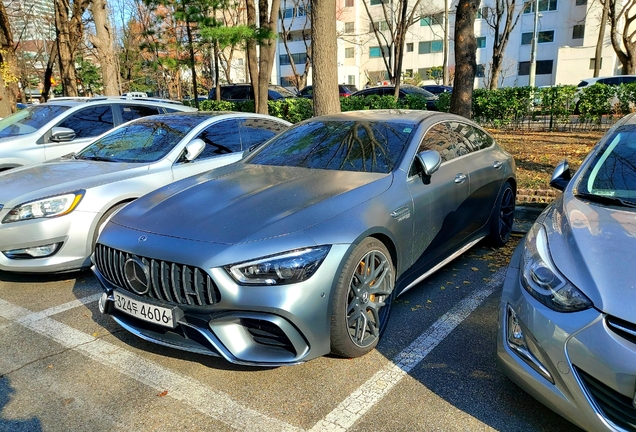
<box><xmin>310</xmin><ymin>269</ymin><xmax>504</xmax><ymax>432</ymax></box>
<box><xmin>0</xmin><ymin>297</ymin><xmax>301</xmax><ymax>432</ymax></box>
<box><xmin>0</xmin><ymin>270</ymin><xmax>503</xmax><ymax>432</ymax></box>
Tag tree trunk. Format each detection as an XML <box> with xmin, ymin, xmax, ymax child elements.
<box><xmin>311</xmin><ymin>0</ymin><xmax>340</xmax><ymax>116</ymax></box>
<box><xmin>443</xmin><ymin>0</ymin><xmax>450</xmax><ymax>85</ymax></box>
<box><xmin>54</xmin><ymin>0</ymin><xmax>81</xmax><ymax>96</ymax></box>
<box><xmin>89</xmin><ymin>0</ymin><xmax>120</xmax><ymax>95</ymax></box>
<box><xmin>489</xmin><ymin>52</ymin><xmax>503</xmax><ymax>90</ymax></box>
<box><xmin>185</xmin><ymin>17</ymin><xmax>199</xmax><ymax>109</ymax></box>
<box><xmin>595</xmin><ymin>1</ymin><xmax>609</xmax><ymax>77</ymax></box>
<box><xmin>214</xmin><ymin>41</ymin><xmax>221</xmax><ymax>100</ymax></box>
<box><xmin>0</xmin><ymin>0</ymin><xmax>18</xmax><ymax>116</ymax></box>
<box><xmin>450</xmin><ymin>0</ymin><xmax>478</xmax><ymax>119</ymax></box>
<box><xmin>245</xmin><ymin>0</ymin><xmax>259</xmax><ymax>111</ymax></box>
<box><xmin>255</xmin><ymin>0</ymin><xmax>280</xmax><ymax>115</ymax></box>
<box><xmin>42</xmin><ymin>44</ymin><xmax>59</xmax><ymax>102</ymax></box>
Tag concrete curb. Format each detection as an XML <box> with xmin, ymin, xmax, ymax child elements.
<box><xmin>512</xmin><ymin>204</ymin><xmax>548</xmax><ymax>234</ymax></box>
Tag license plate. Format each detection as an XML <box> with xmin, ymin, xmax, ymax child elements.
<box><xmin>113</xmin><ymin>290</ymin><xmax>177</xmax><ymax>328</ymax></box>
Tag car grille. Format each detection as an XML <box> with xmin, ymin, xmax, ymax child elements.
<box><xmin>575</xmin><ymin>367</ymin><xmax>636</xmax><ymax>431</ymax></box>
<box><xmin>94</xmin><ymin>244</ymin><xmax>220</xmax><ymax>307</ymax></box>
<box><xmin>607</xmin><ymin>315</ymin><xmax>636</xmax><ymax>346</ymax></box>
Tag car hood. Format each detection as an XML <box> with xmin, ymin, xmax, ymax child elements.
<box><xmin>0</xmin><ymin>159</ymin><xmax>150</xmax><ymax>204</ymax></box>
<box><xmin>112</xmin><ymin>163</ymin><xmax>391</xmax><ymax>244</ymax></box>
<box><xmin>545</xmin><ymin>193</ymin><xmax>636</xmax><ymax>322</ymax></box>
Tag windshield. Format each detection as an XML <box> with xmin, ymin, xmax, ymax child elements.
<box><xmin>246</xmin><ymin>120</ymin><xmax>414</xmax><ymax>173</ymax></box>
<box><xmin>76</xmin><ymin>119</ymin><xmax>192</xmax><ymax>163</ymax></box>
<box><xmin>0</xmin><ymin>104</ymin><xmax>70</xmax><ymax>138</ymax></box>
<box><xmin>575</xmin><ymin>126</ymin><xmax>636</xmax><ymax>206</ymax></box>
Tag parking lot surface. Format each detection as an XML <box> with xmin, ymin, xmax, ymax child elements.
<box><xmin>0</xmin><ymin>238</ymin><xmax>582</xmax><ymax>431</ymax></box>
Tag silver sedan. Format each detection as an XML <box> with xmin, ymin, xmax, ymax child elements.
<box><xmin>0</xmin><ymin>112</ymin><xmax>290</xmax><ymax>273</ymax></box>
<box><xmin>498</xmin><ymin>112</ymin><xmax>636</xmax><ymax>431</ymax></box>
<box><xmin>94</xmin><ymin>110</ymin><xmax>516</xmax><ymax>366</ymax></box>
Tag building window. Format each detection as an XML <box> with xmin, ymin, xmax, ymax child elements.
<box><xmin>406</xmin><ymin>43</ymin><xmax>414</xmax><ymax>52</ymax></box>
<box><xmin>521</xmin><ymin>30</ymin><xmax>555</xmax><ymax>45</ymax></box>
<box><xmin>280</xmin><ymin>7</ymin><xmax>294</xmax><ymax>19</ymax></box>
<box><xmin>476</xmin><ymin>64</ymin><xmax>485</xmax><ymax>77</ymax></box>
<box><xmin>420</xmin><ymin>13</ymin><xmax>444</xmax><ymax>26</ymax></box>
<box><xmin>369</xmin><ymin>21</ymin><xmax>389</xmax><ymax>32</ymax></box>
<box><xmin>345</xmin><ymin>47</ymin><xmax>354</xmax><ymax>58</ymax></box>
<box><xmin>419</xmin><ymin>40</ymin><xmax>443</xmax><ymax>54</ymax></box>
<box><xmin>476</xmin><ymin>37</ymin><xmax>486</xmax><ymax>48</ymax></box>
<box><xmin>345</xmin><ymin>22</ymin><xmax>355</xmax><ymax>33</ymax></box>
<box><xmin>370</xmin><ymin>0</ymin><xmax>386</xmax><ymax>5</ymax></box>
<box><xmin>347</xmin><ymin>75</ymin><xmax>356</xmax><ymax>85</ymax></box>
<box><xmin>346</xmin><ymin>0</ymin><xmax>354</xmax><ymax>6</ymax></box>
<box><xmin>405</xmin><ymin>69</ymin><xmax>413</xmax><ymax>77</ymax></box>
<box><xmin>518</xmin><ymin>60</ymin><xmax>554</xmax><ymax>75</ymax></box>
<box><xmin>575</xmin><ymin>0</ymin><xmax>586</xmax><ymax>5</ymax></box>
<box><xmin>572</xmin><ymin>24</ymin><xmax>584</xmax><ymax>39</ymax></box>
<box><xmin>280</xmin><ymin>76</ymin><xmax>295</xmax><ymax>86</ymax></box>
<box><xmin>369</xmin><ymin>46</ymin><xmax>389</xmax><ymax>58</ymax></box>
<box><xmin>589</xmin><ymin>58</ymin><xmax>603</xmax><ymax>69</ymax></box>
<box><xmin>297</xmin><ymin>6</ymin><xmax>307</xmax><ymax>17</ymax></box>
<box><xmin>279</xmin><ymin>53</ymin><xmax>307</xmax><ymax>66</ymax></box>
<box><xmin>524</xmin><ymin>0</ymin><xmax>558</xmax><ymax>13</ymax></box>
<box><xmin>476</xmin><ymin>7</ymin><xmax>489</xmax><ymax>19</ymax></box>
<box><xmin>237</xmin><ymin>58</ymin><xmax>243</xmax><ymax>66</ymax></box>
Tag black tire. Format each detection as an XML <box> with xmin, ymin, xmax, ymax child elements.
<box><xmin>330</xmin><ymin>237</ymin><xmax>395</xmax><ymax>358</ymax></box>
<box><xmin>92</xmin><ymin>203</ymin><xmax>128</xmax><ymax>249</ymax></box>
<box><xmin>488</xmin><ymin>182</ymin><xmax>515</xmax><ymax>247</ymax></box>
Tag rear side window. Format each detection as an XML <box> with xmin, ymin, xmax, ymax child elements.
<box><xmin>418</xmin><ymin>122</ymin><xmax>472</xmax><ymax>162</ymax></box>
<box><xmin>120</xmin><ymin>105</ymin><xmax>161</xmax><ymax>122</ymax></box>
<box><xmin>577</xmin><ymin>80</ymin><xmax>589</xmax><ymax>87</ymax></box>
<box><xmin>240</xmin><ymin>118</ymin><xmax>288</xmax><ymax>149</ymax></box>
<box><xmin>57</xmin><ymin>105</ymin><xmax>114</xmax><ymax>138</ymax></box>
<box><xmin>195</xmin><ymin>119</ymin><xmax>242</xmax><ymax>157</ymax></box>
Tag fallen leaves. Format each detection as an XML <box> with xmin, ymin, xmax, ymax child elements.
<box><xmin>157</xmin><ymin>390</ymin><xmax>169</xmax><ymax>397</ymax></box>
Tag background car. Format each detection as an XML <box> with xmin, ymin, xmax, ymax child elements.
<box><xmin>297</xmin><ymin>84</ymin><xmax>359</xmax><ymax>98</ymax></box>
<box><xmin>0</xmin><ymin>96</ymin><xmax>195</xmax><ymax>171</ymax></box>
<box><xmin>351</xmin><ymin>85</ymin><xmax>439</xmax><ymax>111</ymax></box>
<box><xmin>208</xmin><ymin>84</ymin><xmax>296</xmax><ymax>102</ymax></box>
<box><xmin>94</xmin><ymin>109</ymin><xmax>516</xmax><ymax>366</ymax></box>
<box><xmin>497</xmin><ymin>112</ymin><xmax>636</xmax><ymax>431</ymax></box>
<box><xmin>0</xmin><ymin>112</ymin><xmax>290</xmax><ymax>273</ymax></box>
<box><xmin>421</xmin><ymin>85</ymin><xmax>453</xmax><ymax>95</ymax></box>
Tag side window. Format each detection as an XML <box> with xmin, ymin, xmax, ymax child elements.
<box><xmin>57</xmin><ymin>105</ymin><xmax>114</xmax><ymax>138</ymax></box>
<box><xmin>447</xmin><ymin>121</ymin><xmax>478</xmax><ymax>155</ymax></box>
<box><xmin>240</xmin><ymin>118</ymin><xmax>287</xmax><ymax>150</ymax></box>
<box><xmin>467</xmin><ymin>126</ymin><xmax>494</xmax><ymax>150</ymax></box>
<box><xmin>416</xmin><ymin>122</ymin><xmax>458</xmax><ymax>162</ymax></box>
<box><xmin>120</xmin><ymin>105</ymin><xmax>161</xmax><ymax>123</ymax></box>
<box><xmin>194</xmin><ymin>119</ymin><xmax>242</xmax><ymax>159</ymax></box>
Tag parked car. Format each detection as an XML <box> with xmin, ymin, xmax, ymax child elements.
<box><xmin>497</xmin><ymin>112</ymin><xmax>636</xmax><ymax>431</ymax></box>
<box><xmin>351</xmin><ymin>85</ymin><xmax>439</xmax><ymax>111</ymax></box>
<box><xmin>0</xmin><ymin>97</ymin><xmax>195</xmax><ymax>171</ymax></box>
<box><xmin>94</xmin><ymin>110</ymin><xmax>516</xmax><ymax>366</ymax></box>
<box><xmin>421</xmin><ymin>85</ymin><xmax>453</xmax><ymax>95</ymax></box>
<box><xmin>576</xmin><ymin>74</ymin><xmax>636</xmax><ymax>89</ymax></box>
<box><xmin>0</xmin><ymin>112</ymin><xmax>290</xmax><ymax>273</ymax></box>
<box><xmin>208</xmin><ymin>84</ymin><xmax>296</xmax><ymax>102</ymax></box>
<box><xmin>297</xmin><ymin>84</ymin><xmax>359</xmax><ymax>98</ymax></box>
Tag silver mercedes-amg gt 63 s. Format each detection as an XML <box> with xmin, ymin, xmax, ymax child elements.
<box><xmin>0</xmin><ymin>112</ymin><xmax>290</xmax><ymax>273</ymax></box>
<box><xmin>498</xmin><ymin>112</ymin><xmax>636</xmax><ymax>431</ymax></box>
<box><xmin>94</xmin><ymin>110</ymin><xmax>516</xmax><ymax>366</ymax></box>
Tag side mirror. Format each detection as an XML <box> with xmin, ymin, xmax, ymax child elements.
<box><xmin>184</xmin><ymin>138</ymin><xmax>206</xmax><ymax>161</ymax></box>
<box><xmin>416</xmin><ymin>150</ymin><xmax>442</xmax><ymax>177</ymax></box>
<box><xmin>549</xmin><ymin>159</ymin><xmax>571</xmax><ymax>191</ymax></box>
<box><xmin>50</xmin><ymin>127</ymin><xmax>76</xmax><ymax>142</ymax></box>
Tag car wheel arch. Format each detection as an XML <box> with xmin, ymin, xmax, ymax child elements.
<box><xmin>91</xmin><ymin>198</ymin><xmax>137</xmax><ymax>248</ymax></box>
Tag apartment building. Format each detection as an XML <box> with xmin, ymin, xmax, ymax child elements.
<box><xmin>276</xmin><ymin>0</ymin><xmax>619</xmax><ymax>90</ymax></box>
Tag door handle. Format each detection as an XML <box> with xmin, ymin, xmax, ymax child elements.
<box><xmin>493</xmin><ymin>160</ymin><xmax>503</xmax><ymax>169</ymax></box>
<box><xmin>454</xmin><ymin>173</ymin><xmax>467</xmax><ymax>184</ymax></box>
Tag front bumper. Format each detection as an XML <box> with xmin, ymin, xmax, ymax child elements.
<box><xmin>93</xmin><ymin>238</ymin><xmax>351</xmax><ymax>367</ymax></box>
<box><xmin>0</xmin><ymin>210</ymin><xmax>98</xmax><ymax>273</ymax></box>
<box><xmin>497</xmin><ymin>241</ymin><xmax>636</xmax><ymax>432</ymax></box>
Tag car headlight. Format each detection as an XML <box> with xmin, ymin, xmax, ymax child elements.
<box><xmin>521</xmin><ymin>223</ymin><xmax>592</xmax><ymax>312</ymax></box>
<box><xmin>226</xmin><ymin>246</ymin><xmax>331</xmax><ymax>285</ymax></box>
<box><xmin>2</xmin><ymin>190</ymin><xmax>85</xmax><ymax>223</ymax></box>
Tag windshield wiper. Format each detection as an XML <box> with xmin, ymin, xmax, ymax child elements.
<box><xmin>75</xmin><ymin>155</ymin><xmax>114</xmax><ymax>162</ymax></box>
<box><xmin>575</xmin><ymin>192</ymin><xmax>636</xmax><ymax>208</ymax></box>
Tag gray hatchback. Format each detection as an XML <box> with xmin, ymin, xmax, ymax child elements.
<box><xmin>498</xmin><ymin>112</ymin><xmax>636</xmax><ymax>431</ymax></box>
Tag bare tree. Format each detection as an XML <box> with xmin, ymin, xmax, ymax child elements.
<box><xmin>594</xmin><ymin>0</ymin><xmax>609</xmax><ymax>77</ymax></box>
<box><xmin>450</xmin><ymin>0</ymin><xmax>478</xmax><ymax>118</ymax></box>
<box><xmin>89</xmin><ymin>0</ymin><xmax>121</xmax><ymax>95</ymax></box>
<box><xmin>0</xmin><ymin>0</ymin><xmax>19</xmax><ymax>116</ymax></box>
<box><xmin>54</xmin><ymin>0</ymin><xmax>90</xmax><ymax>96</ymax></box>
<box><xmin>606</xmin><ymin>0</ymin><xmax>636</xmax><ymax>73</ymax></box>
<box><xmin>279</xmin><ymin>0</ymin><xmax>311</xmax><ymax>91</ymax></box>
<box><xmin>311</xmin><ymin>0</ymin><xmax>340</xmax><ymax>115</ymax></box>
<box><xmin>482</xmin><ymin>0</ymin><xmax>524</xmax><ymax>89</ymax></box>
